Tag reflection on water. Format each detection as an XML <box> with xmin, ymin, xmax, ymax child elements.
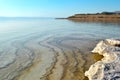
<box><xmin>0</xmin><ymin>18</ymin><xmax>120</xmax><ymax>80</ymax></box>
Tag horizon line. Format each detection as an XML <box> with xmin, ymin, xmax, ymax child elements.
<box><xmin>0</xmin><ymin>16</ymin><xmax>56</xmax><ymax>18</ymax></box>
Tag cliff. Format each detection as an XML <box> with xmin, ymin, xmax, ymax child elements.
<box><xmin>85</xmin><ymin>39</ymin><xmax>120</xmax><ymax>80</ymax></box>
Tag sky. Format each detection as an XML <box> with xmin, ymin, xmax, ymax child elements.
<box><xmin>0</xmin><ymin>0</ymin><xmax>120</xmax><ymax>17</ymax></box>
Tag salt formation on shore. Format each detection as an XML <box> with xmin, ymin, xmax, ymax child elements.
<box><xmin>85</xmin><ymin>39</ymin><xmax>120</xmax><ymax>80</ymax></box>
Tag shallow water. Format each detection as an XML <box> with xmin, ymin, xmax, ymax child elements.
<box><xmin>0</xmin><ymin>18</ymin><xmax>120</xmax><ymax>80</ymax></box>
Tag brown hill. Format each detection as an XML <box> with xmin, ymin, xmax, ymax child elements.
<box><xmin>67</xmin><ymin>13</ymin><xmax>120</xmax><ymax>23</ymax></box>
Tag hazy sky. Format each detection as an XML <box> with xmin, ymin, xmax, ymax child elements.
<box><xmin>0</xmin><ymin>0</ymin><xmax>120</xmax><ymax>17</ymax></box>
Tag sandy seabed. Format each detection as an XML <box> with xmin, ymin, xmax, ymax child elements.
<box><xmin>0</xmin><ymin>33</ymin><xmax>100</xmax><ymax>80</ymax></box>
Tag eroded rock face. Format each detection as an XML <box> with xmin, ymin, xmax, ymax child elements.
<box><xmin>85</xmin><ymin>39</ymin><xmax>120</xmax><ymax>80</ymax></box>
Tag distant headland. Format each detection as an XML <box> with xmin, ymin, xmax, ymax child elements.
<box><xmin>57</xmin><ymin>11</ymin><xmax>120</xmax><ymax>23</ymax></box>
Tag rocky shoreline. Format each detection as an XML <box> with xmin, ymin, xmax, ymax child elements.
<box><xmin>85</xmin><ymin>39</ymin><xmax>120</xmax><ymax>80</ymax></box>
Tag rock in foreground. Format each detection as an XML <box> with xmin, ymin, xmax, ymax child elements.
<box><xmin>85</xmin><ymin>39</ymin><xmax>120</xmax><ymax>80</ymax></box>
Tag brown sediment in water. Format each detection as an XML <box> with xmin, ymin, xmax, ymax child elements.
<box><xmin>18</xmin><ymin>39</ymin><xmax>99</xmax><ymax>80</ymax></box>
<box><xmin>16</xmin><ymin>50</ymin><xmax>93</xmax><ymax>80</ymax></box>
<box><xmin>0</xmin><ymin>33</ymin><xmax>100</xmax><ymax>80</ymax></box>
<box><xmin>92</xmin><ymin>53</ymin><xmax>104</xmax><ymax>61</ymax></box>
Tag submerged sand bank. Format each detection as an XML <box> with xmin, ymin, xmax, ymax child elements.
<box><xmin>0</xmin><ymin>33</ymin><xmax>100</xmax><ymax>80</ymax></box>
<box><xmin>16</xmin><ymin>36</ymin><xmax>99</xmax><ymax>80</ymax></box>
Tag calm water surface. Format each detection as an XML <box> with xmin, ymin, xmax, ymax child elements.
<box><xmin>0</xmin><ymin>18</ymin><xmax>120</xmax><ymax>42</ymax></box>
<box><xmin>0</xmin><ymin>18</ymin><xmax>120</xmax><ymax>80</ymax></box>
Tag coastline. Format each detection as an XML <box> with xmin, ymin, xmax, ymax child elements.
<box><xmin>85</xmin><ymin>39</ymin><xmax>120</xmax><ymax>80</ymax></box>
<box><xmin>56</xmin><ymin>14</ymin><xmax>120</xmax><ymax>23</ymax></box>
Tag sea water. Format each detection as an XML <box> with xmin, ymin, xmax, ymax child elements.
<box><xmin>0</xmin><ymin>18</ymin><xmax>120</xmax><ymax>80</ymax></box>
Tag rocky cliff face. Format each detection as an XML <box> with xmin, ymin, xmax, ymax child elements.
<box><xmin>85</xmin><ymin>39</ymin><xmax>120</xmax><ymax>80</ymax></box>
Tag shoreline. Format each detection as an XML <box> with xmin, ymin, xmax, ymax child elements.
<box><xmin>56</xmin><ymin>14</ymin><xmax>120</xmax><ymax>23</ymax></box>
<box><xmin>85</xmin><ymin>39</ymin><xmax>120</xmax><ymax>80</ymax></box>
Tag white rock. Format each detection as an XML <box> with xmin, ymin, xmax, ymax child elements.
<box><xmin>85</xmin><ymin>39</ymin><xmax>120</xmax><ymax>80</ymax></box>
